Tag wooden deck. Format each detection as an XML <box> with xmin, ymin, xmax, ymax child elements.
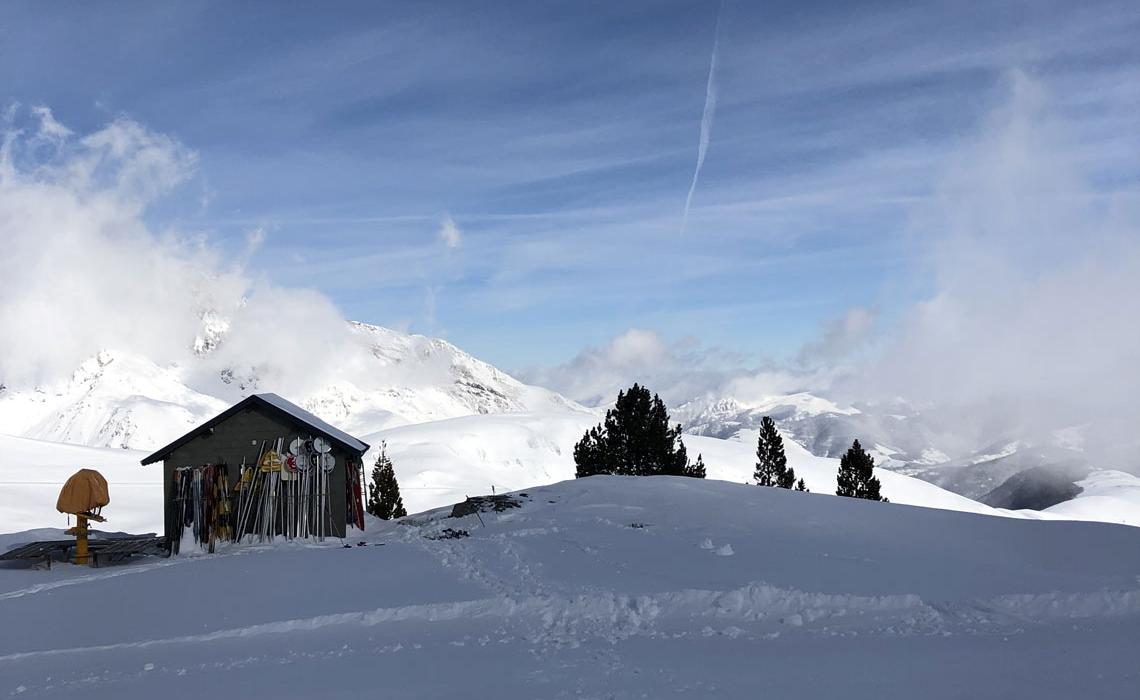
<box><xmin>0</xmin><ymin>537</ymin><xmax>169</xmax><ymax>569</ymax></box>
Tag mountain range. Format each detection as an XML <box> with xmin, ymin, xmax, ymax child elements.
<box><xmin>1</xmin><ymin>320</ymin><xmax>1136</xmax><ymax>524</ymax></box>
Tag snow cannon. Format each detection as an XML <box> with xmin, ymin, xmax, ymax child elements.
<box><xmin>56</xmin><ymin>469</ymin><xmax>110</xmax><ymax>566</ymax></box>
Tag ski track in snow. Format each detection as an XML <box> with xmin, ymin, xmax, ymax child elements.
<box><xmin>0</xmin><ymin>557</ymin><xmax>191</xmax><ymax>601</ymax></box>
<box><xmin>5</xmin><ymin>575</ymin><xmax>1138</xmax><ymax>664</ymax></box>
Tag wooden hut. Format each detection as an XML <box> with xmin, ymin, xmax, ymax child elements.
<box><xmin>141</xmin><ymin>393</ymin><xmax>370</xmax><ymax>545</ymax></box>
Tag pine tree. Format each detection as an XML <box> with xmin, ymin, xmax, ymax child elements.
<box><xmin>573</xmin><ymin>383</ymin><xmax>702</xmax><ymax>478</ymax></box>
<box><xmin>688</xmin><ymin>453</ymin><xmax>707</xmax><ymax>479</ymax></box>
<box><xmin>754</xmin><ymin>416</ymin><xmax>795</xmax><ymax>488</ymax></box>
<box><xmin>835</xmin><ymin>439</ymin><xmax>883</xmax><ymax>501</ymax></box>
<box><xmin>795</xmin><ymin>477</ymin><xmax>809</xmax><ymax>492</ymax></box>
<box><xmin>778</xmin><ymin>463</ymin><xmax>798</xmax><ymax>490</ymax></box>
<box><xmin>366</xmin><ymin>441</ymin><xmax>407</xmax><ymax>519</ymax></box>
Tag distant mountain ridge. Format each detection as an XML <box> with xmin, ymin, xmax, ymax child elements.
<box><xmin>671</xmin><ymin>391</ymin><xmax>1106</xmax><ymax>502</ymax></box>
<box><xmin>0</xmin><ymin>321</ymin><xmax>588</xmax><ymax>451</ymax></box>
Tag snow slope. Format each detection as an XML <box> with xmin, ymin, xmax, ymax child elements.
<box><xmin>366</xmin><ymin>417</ymin><xmax>1007</xmax><ymax>518</ymax></box>
<box><xmin>1043</xmin><ymin>470</ymin><xmax>1140</xmax><ymax>527</ymax></box>
<box><xmin>0</xmin><ymin>435</ymin><xmax>160</xmax><ymax>537</ymax></box>
<box><xmin>7</xmin><ymin>412</ymin><xmax>1138</xmax><ymax>538</ymax></box>
<box><xmin>0</xmin><ymin>352</ymin><xmax>229</xmax><ymax>451</ymax></box>
<box><xmin>1</xmin><ymin>414</ymin><xmax>988</xmax><ymax>537</ymax></box>
<box><xmin>2</xmin><ymin>476</ymin><xmax>1138</xmax><ymax>699</ymax></box>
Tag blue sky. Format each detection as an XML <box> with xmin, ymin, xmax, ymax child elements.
<box><xmin>3</xmin><ymin>0</ymin><xmax>1139</xmax><ymax>378</ymax></box>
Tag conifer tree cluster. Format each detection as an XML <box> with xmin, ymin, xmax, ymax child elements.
<box><xmin>835</xmin><ymin>439</ymin><xmax>884</xmax><ymax>501</ymax></box>
<box><xmin>754</xmin><ymin>416</ymin><xmax>802</xmax><ymax>490</ymax></box>
<box><xmin>366</xmin><ymin>441</ymin><xmax>408</xmax><ymax>519</ymax></box>
<box><xmin>574</xmin><ymin>383</ymin><xmax>705</xmax><ymax>478</ymax></box>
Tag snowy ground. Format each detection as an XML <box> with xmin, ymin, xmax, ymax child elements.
<box><xmin>2</xmin><ymin>476</ymin><xmax>1138</xmax><ymax>699</ymax></box>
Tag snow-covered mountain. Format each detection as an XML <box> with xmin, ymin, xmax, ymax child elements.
<box><xmin>672</xmin><ymin>391</ymin><xmax>1120</xmax><ymax>503</ymax></box>
<box><xmin>0</xmin><ymin>321</ymin><xmax>588</xmax><ymax>451</ymax></box>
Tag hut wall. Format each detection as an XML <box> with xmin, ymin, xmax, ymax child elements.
<box><xmin>161</xmin><ymin>403</ymin><xmax>352</xmax><ymax>541</ymax></box>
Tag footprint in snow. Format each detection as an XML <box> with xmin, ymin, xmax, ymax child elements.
<box><xmin>699</xmin><ymin>538</ymin><xmax>733</xmax><ymax>555</ymax></box>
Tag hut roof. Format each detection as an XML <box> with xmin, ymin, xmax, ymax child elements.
<box><xmin>140</xmin><ymin>393</ymin><xmax>370</xmax><ymax>466</ymax></box>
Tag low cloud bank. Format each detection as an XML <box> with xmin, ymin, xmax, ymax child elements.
<box><xmin>1</xmin><ymin>108</ymin><xmax>387</xmax><ymax>398</ymax></box>
<box><xmin>847</xmin><ymin>74</ymin><xmax>1140</xmax><ymax>466</ymax></box>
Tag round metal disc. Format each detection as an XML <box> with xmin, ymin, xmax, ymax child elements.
<box><xmin>312</xmin><ymin>437</ymin><xmax>332</xmax><ymax>454</ymax></box>
<box><xmin>289</xmin><ymin>437</ymin><xmax>305</xmax><ymax>456</ymax></box>
<box><xmin>320</xmin><ymin>453</ymin><xmax>335</xmax><ymax>472</ymax></box>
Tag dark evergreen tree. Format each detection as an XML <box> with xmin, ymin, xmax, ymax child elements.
<box><xmin>687</xmin><ymin>453</ymin><xmax>707</xmax><ymax>479</ymax></box>
<box><xmin>779</xmin><ymin>463</ymin><xmax>798</xmax><ymax>490</ymax></box>
<box><xmin>366</xmin><ymin>441</ymin><xmax>407</xmax><ymax>519</ymax></box>
<box><xmin>795</xmin><ymin>478</ymin><xmax>809</xmax><ymax>492</ymax></box>
<box><xmin>573</xmin><ymin>426</ymin><xmax>608</xmax><ymax>478</ymax></box>
<box><xmin>755</xmin><ymin>416</ymin><xmax>796</xmax><ymax>488</ymax></box>
<box><xmin>835</xmin><ymin>439</ymin><xmax>883</xmax><ymax>501</ymax></box>
<box><xmin>573</xmin><ymin>383</ymin><xmax>702</xmax><ymax>478</ymax></box>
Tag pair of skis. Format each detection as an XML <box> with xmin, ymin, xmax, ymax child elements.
<box><xmin>346</xmin><ymin>458</ymin><xmax>366</xmax><ymax>531</ymax></box>
<box><xmin>170</xmin><ymin>462</ymin><xmax>231</xmax><ymax>553</ymax></box>
<box><xmin>233</xmin><ymin>436</ymin><xmax>338</xmax><ymax>543</ymax></box>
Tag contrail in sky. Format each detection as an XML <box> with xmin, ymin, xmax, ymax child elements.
<box><xmin>680</xmin><ymin>1</ymin><xmax>725</xmax><ymax>236</ymax></box>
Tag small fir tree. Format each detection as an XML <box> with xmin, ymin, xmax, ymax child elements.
<box><xmin>755</xmin><ymin>416</ymin><xmax>796</xmax><ymax>488</ymax></box>
<box><xmin>573</xmin><ymin>383</ymin><xmax>703</xmax><ymax>478</ymax></box>
<box><xmin>688</xmin><ymin>453</ymin><xmax>707</xmax><ymax>479</ymax></box>
<box><xmin>779</xmin><ymin>463</ymin><xmax>798</xmax><ymax>490</ymax></box>
<box><xmin>835</xmin><ymin>439</ymin><xmax>883</xmax><ymax>501</ymax></box>
<box><xmin>366</xmin><ymin>441</ymin><xmax>407</xmax><ymax>519</ymax></box>
<box><xmin>795</xmin><ymin>477</ymin><xmax>809</xmax><ymax>492</ymax></box>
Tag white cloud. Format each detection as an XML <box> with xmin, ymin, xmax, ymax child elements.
<box><xmin>797</xmin><ymin>307</ymin><xmax>877</xmax><ymax>367</ymax></box>
<box><xmin>0</xmin><ymin>107</ymin><xmax>361</xmax><ymax>398</ymax></box>
<box><xmin>245</xmin><ymin>226</ymin><xmax>266</xmax><ymax>252</ymax></box>
<box><xmin>843</xmin><ymin>73</ymin><xmax>1140</xmax><ymax>467</ymax></box>
<box><xmin>31</xmin><ymin>105</ymin><xmax>71</xmax><ymax>142</ymax></box>
<box><xmin>438</xmin><ymin>215</ymin><xmax>462</xmax><ymax>249</ymax></box>
<box><xmin>517</xmin><ymin>328</ymin><xmax>827</xmax><ymax>409</ymax></box>
<box><xmin>518</xmin><ymin>329</ymin><xmax>691</xmax><ymax>406</ymax></box>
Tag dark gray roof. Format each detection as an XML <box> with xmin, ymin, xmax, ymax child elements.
<box><xmin>253</xmin><ymin>393</ymin><xmax>369</xmax><ymax>453</ymax></box>
<box><xmin>140</xmin><ymin>392</ymin><xmax>370</xmax><ymax>465</ymax></box>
